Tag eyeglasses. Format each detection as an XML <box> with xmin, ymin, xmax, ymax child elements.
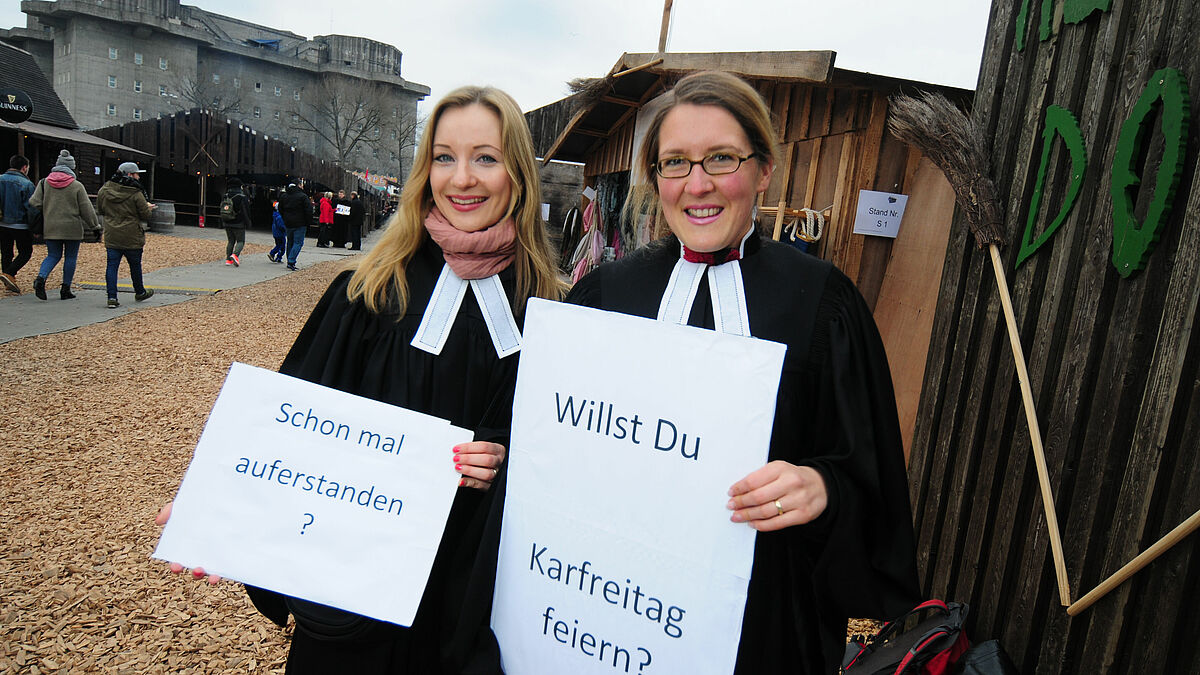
<box><xmin>652</xmin><ymin>152</ymin><xmax>760</xmax><ymax>178</ymax></box>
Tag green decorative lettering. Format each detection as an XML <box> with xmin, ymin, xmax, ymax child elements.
<box><xmin>1040</xmin><ymin>0</ymin><xmax>1055</xmax><ymax>42</ymax></box>
<box><xmin>1017</xmin><ymin>105</ymin><xmax>1088</xmax><ymax>268</ymax></box>
<box><xmin>1110</xmin><ymin>68</ymin><xmax>1191</xmax><ymax>278</ymax></box>
<box><xmin>1016</xmin><ymin>0</ymin><xmax>1032</xmax><ymax>51</ymax></box>
<box><xmin>1018</xmin><ymin>0</ymin><xmax>1112</xmax><ymax>50</ymax></box>
<box><xmin>1063</xmin><ymin>0</ymin><xmax>1112</xmax><ymax>24</ymax></box>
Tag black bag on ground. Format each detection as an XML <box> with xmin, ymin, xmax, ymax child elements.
<box><xmin>843</xmin><ymin>599</ymin><xmax>970</xmax><ymax>674</ymax></box>
<box><xmin>953</xmin><ymin>640</ymin><xmax>1020</xmax><ymax>675</ymax></box>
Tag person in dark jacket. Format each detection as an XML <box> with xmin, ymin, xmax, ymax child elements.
<box><xmin>0</xmin><ymin>154</ymin><xmax>36</xmax><ymax>293</ymax></box>
<box><xmin>157</xmin><ymin>84</ymin><xmax>568</xmax><ymax>675</ymax></box>
<box><xmin>277</xmin><ymin>184</ymin><xmax>313</xmax><ymax>270</ymax></box>
<box><xmin>29</xmin><ymin>150</ymin><xmax>99</xmax><ymax>301</ymax></box>
<box><xmin>332</xmin><ymin>189</ymin><xmax>350</xmax><ymax>248</ymax></box>
<box><xmin>347</xmin><ymin>191</ymin><xmax>365</xmax><ymax>250</ymax></box>
<box><xmin>96</xmin><ymin>162</ymin><xmax>156</xmax><ymax>308</ymax></box>
<box><xmin>268</xmin><ymin>200</ymin><xmax>287</xmax><ymax>263</ymax></box>
<box><xmin>222</xmin><ymin>178</ymin><xmax>251</xmax><ymax>266</ymax></box>
<box><xmin>555</xmin><ymin>71</ymin><xmax>920</xmax><ymax>674</ymax></box>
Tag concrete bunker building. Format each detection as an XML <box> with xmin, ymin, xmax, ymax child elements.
<box><xmin>1</xmin><ymin>0</ymin><xmax>429</xmax><ymax>181</ymax></box>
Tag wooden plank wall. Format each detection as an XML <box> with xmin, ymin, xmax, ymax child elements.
<box><xmin>908</xmin><ymin>1</ymin><xmax>1200</xmax><ymax>672</ymax></box>
<box><xmin>90</xmin><ymin>109</ymin><xmax>351</xmax><ymax>195</ymax></box>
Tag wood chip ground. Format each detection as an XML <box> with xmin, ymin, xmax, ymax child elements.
<box><xmin>1</xmin><ymin>234</ymin><xmax>879</xmax><ymax>673</ymax></box>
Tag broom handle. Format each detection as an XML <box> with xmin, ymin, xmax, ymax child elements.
<box><xmin>1067</xmin><ymin>507</ymin><xmax>1200</xmax><ymax>616</ymax></box>
<box><xmin>989</xmin><ymin>243</ymin><xmax>1072</xmax><ymax>606</ymax></box>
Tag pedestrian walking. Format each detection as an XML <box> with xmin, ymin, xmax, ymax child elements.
<box><xmin>28</xmin><ymin>150</ymin><xmax>99</xmax><ymax>300</ymax></box>
<box><xmin>96</xmin><ymin>162</ymin><xmax>156</xmax><ymax>308</ymax></box>
<box><xmin>0</xmin><ymin>154</ymin><xmax>36</xmax><ymax>293</ymax></box>
<box><xmin>220</xmin><ymin>178</ymin><xmax>251</xmax><ymax>266</ymax></box>
<box><xmin>268</xmin><ymin>200</ymin><xmax>286</xmax><ymax>263</ymax></box>
<box><xmin>277</xmin><ymin>183</ymin><xmax>313</xmax><ymax>270</ymax></box>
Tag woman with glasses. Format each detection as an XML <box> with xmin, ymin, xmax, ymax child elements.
<box><xmin>564</xmin><ymin>71</ymin><xmax>921</xmax><ymax>673</ymax></box>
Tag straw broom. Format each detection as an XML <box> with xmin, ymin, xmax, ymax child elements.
<box><xmin>888</xmin><ymin>92</ymin><xmax>1072</xmax><ymax>607</ymax></box>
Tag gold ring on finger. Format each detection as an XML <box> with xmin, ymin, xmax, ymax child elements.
<box><xmin>774</xmin><ymin>499</ymin><xmax>784</xmax><ymax>517</ymax></box>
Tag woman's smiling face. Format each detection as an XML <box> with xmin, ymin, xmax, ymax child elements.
<box><xmin>429</xmin><ymin>103</ymin><xmax>513</xmax><ymax>233</ymax></box>
<box><xmin>655</xmin><ymin>103</ymin><xmax>773</xmax><ymax>252</ymax></box>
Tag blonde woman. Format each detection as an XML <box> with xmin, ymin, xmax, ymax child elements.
<box><xmin>163</xmin><ymin>86</ymin><xmax>564</xmax><ymax>674</ymax></box>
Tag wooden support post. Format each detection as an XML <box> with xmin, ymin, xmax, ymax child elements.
<box><xmin>772</xmin><ymin>142</ymin><xmax>796</xmax><ymax>241</ymax></box>
<box><xmin>658</xmin><ymin>0</ymin><xmax>674</xmax><ymax>53</ymax></box>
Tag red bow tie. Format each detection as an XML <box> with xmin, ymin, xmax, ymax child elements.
<box><xmin>682</xmin><ymin>246</ymin><xmax>741</xmax><ymax>265</ymax></box>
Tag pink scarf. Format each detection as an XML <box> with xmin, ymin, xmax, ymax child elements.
<box><xmin>424</xmin><ymin>207</ymin><xmax>517</xmax><ymax>279</ymax></box>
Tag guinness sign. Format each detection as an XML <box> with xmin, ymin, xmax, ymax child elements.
<box><xmin>0</xmin><ymin>89</ymin><xmax>34</xmax><ymax>124</ymax></box>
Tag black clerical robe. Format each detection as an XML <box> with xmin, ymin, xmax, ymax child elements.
<box><xmin>246</xmin><ymin>236</ymin><xmax>508</xmax><ymax>674</ymax></box>
<box><xmin>563</xmin><ymin>232</ymin><xmax>920</xmax><ymax>674</ymax></box>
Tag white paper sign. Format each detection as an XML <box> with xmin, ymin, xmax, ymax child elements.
<box><xmin>153</xmin><ymin>362</ymin><xmax>473</xmax><ymax>626</ymax></box>
<box><xmin>582</xmin><ymin>185</ymin><xmax>597</xmax><ymax>202</ymax></box>
<box><xmin>852</xmin><ymin>189</ymin><xmax>909</xmax><ymax>238</ymax></box>
<box><xmin>335</xmin><ymin>203</ymin><xmax>352</xmax><ymax>216</ymax></box>
<box><xmin>493</xmin><ymin>300</ymin><xmax>786</xmax><ymax>675</ymax></box>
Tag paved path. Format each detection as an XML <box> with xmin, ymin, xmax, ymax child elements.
<box><xmin>0</xmin><ymin>226</ymin><xmax>373</xmax><ymax>344</ymax></box>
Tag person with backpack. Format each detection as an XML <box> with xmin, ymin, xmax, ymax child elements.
<box><xmin>220</xmin><ymin>178</ymin><xmax>251</xmax><ymax>265</ymax></box>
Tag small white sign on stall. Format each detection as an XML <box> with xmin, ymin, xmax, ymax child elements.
<box><xmin>852</xmin><ymin>189</ymin><xmax>909</xmax><ymax>238</ymax></box>
<box><xmin>492</xmin><ymin>300</ymin><xmax>786</xmax><ymax>675</ymax></box>
<box><xmin>153</xmin><ymin>362</ymin><xmax>472</xmax><ymax>627</ymax></box>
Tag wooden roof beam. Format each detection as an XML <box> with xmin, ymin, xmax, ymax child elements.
<box><xmin>613</xmin><ymin>51</ymin><xmax>836</xmax><ymax>84</ymax></box>
<box><xmin>599</xmin><ymin>94</ymin><xmax>641</xmax><ymax>107</ymax></box>
<box><xmin>573</xmin><ymin>127</ymin><xmax>609</xmax><ymax>138</ymax></box>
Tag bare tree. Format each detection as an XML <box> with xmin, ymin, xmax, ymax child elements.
<box><xmin>171</xmin><ymin>72</ymin><xmax>242</xmax><ymax>119</ymax></box>
<box><xmin>289</xmin><ymin>75</ymin><xmax>387</xmax><ymax>169</ymax></box>
<box><xmin>372</xmin><ymin>108</ymin><xmax>424</xmax><ymax>182</ymax></box>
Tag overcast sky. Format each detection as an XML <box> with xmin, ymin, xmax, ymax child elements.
<box><xmin>2</xmin><ymin>1</ymin><xmax>992</xmax><ymax>112</ymax></box>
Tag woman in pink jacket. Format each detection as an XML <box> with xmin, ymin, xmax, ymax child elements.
<box><xmin>28</xmin><ymin>150</ymin><xmax>98</xmax><ymax>300</ymax></box>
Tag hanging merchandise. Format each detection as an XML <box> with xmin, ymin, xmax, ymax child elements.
<box><xmin>570</xmin><ymin>200</ymin><xmax>606</xmax><ymax>283</ymax></box>
<box><xmin>558</xmin><ymin>206</ymin><xmax>583</xmax><ymax>273</ymax></box>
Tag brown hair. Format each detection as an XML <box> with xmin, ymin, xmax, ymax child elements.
<box><xmin>625</xmin><ymin>71</ymin><xmax>779</xmax><ymax>239</ymax></box>
<box><xmin>347</xmin><ymin>85</ymin><xmax>566</xmax><ymax>315</ymax></box>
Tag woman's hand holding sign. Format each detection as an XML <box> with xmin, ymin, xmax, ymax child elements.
<box><xmin>454</xmin><ymin>441</ymin><xmax>506</xmax><ymax>491</ymax></box>
<box><xmin>727</xmin><ymin>461</ymin><xmax>828</xmax><ymax>532</ymax></box>
<box><xmin>155</xmin><ymin>502</ymin><xmax>221</xmax><ymax>584</ymax></box>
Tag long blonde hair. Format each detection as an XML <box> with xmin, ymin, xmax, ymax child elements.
<box><xmin>624</xmin><ymin>71</ymin><xmax>780</xmax><ymax>240</ymax></box>
<box><xmin>347</xmin><ymin>86</ymin><xmax>566</xmax><ymax>315</ymax></box>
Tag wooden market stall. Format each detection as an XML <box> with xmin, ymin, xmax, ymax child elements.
<box><xmin>908</xmin><ymin>0</ymin><xmax>1200</xmax><ymax>672</ymax></box>
<box><xmin>526</xmin><ymin>51</ymin><xmax>969</xmax><ymax>456</ymax></box>
<box><xmin>1</xmin><ymin>42</ymin><xmax>152</xmax><ymax>194</ymax></box>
